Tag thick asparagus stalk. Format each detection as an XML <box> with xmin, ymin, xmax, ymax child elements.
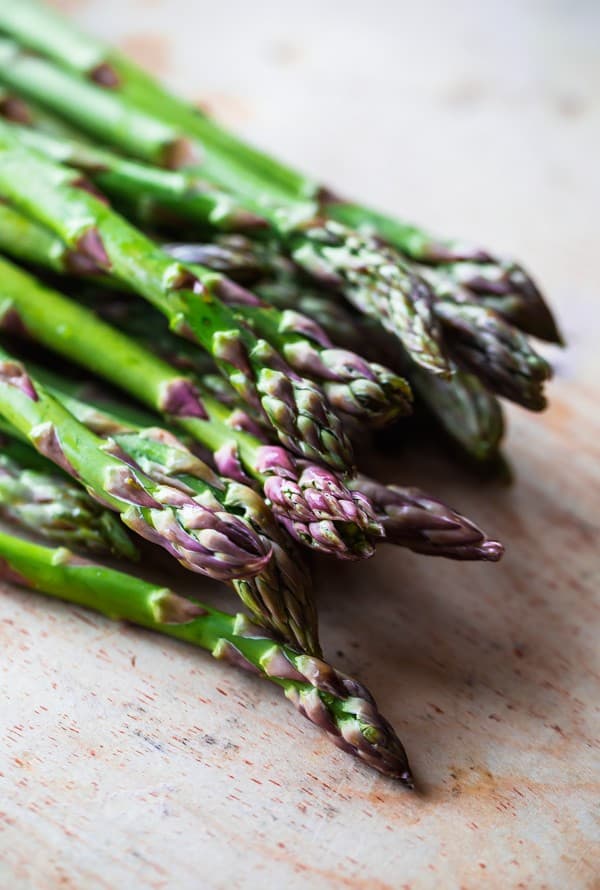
<box><xmin>88</xmin><ymin>284</ymin><xmax>504</xmax><ymax>462</ymax></box>
<box><xmin>162</xmin><ymin>241</ymin><xmax>506</xmax><ymax>458</ymax></box>
<box><xmin>0</xmin><ymin>528</ymin><xmax>413</xmax><ymax>784</ymax></box>
<box><xmin>0</xmin><ymin>4</ymin><xmax>560</xmax><ymax>346</ymax></box>
<box><xmin>0</xmin><ymin>197</ymin><xmax>502</xmax><ymax>461</ymax></box>
<box><xmin>24</xmin><ymin>365</ymin><xmax>319</xmax><ymax>654</ymax></box>
<box><xmin>0</xmin><ymin>257</ymin><xmax>383</xmax><ymax>559</ymax></box>
<box><xmin>0</xmin><ymin>347</ymin><xmax>271</xmax><ymax>581</ymax></box>
<box><xmin>0</xmin><ymin>39</ymin><xmax>449</xmax><ymax>379</ymax></box>
<box><xmin>2</xmin><ymin>122</ymin><xmax>413</xmax><ymax>428</ymax></box>
<box><xmin>0</xmin><ymin>434</ymin><xmax>138</xmax><ymax>558</ymax></box>
<box><xmin>0</xmin><ymin>123</ymin><xmax>353</xmax><ymax>473</ymax></box>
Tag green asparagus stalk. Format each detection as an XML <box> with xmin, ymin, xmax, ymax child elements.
<box><xmin>0</xmin><ymin>433</ymin><xmax>138</xmax><ymax>558</ymax></box>
<box><xmin>23</xmin><ymin>363</ymin><xmax>319</xmax><ymax>654</ymax></box>
<box><xmin>1</xmin><ymin>122</ymin><xmax>413</xmax><ymax>428</ymax></box>
<box><xmin>0</xmin><ymin>197</ymin><xmax>502</xmax><ymax>460</ymax></box>
<box><xmin>0</xmin><ymin>528</ymin><xmax>413</xmax><ymax>784</ymax></box>
<box><xmin>1</xmin><ymin>255</ymin><xmax>501</xmax><ymax>559</ymax></box>
<box><xmin>0</xmin><ymin>123</ymin><xmax>353</xmax><ymax>473</ymax></box>
<box><xmin>0</xmin><ymin>256</ymin><xmax>383</xmax><ymax>559</ymax></box>
<box><xmin>0</xmin><ymin>38</ymin><xmax>449</xmax><ymax>379</ymax></box>
<box><xmin>0</xmin><ymin>3</ymin><xmax>560</xmax><ymax>345</ymax></box>
<box><xmin>0</xmin><ymin>346</ymin><xmax>272</xmax><ymax>581</ymax></box>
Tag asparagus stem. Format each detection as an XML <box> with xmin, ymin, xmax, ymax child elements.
<box><xmin>0</xmin><ymin>527</ymin><xmax>413</xmax><ymax>784</ymax></box>
<box><xmin>0</xmin><ymin>4</ymin><xmax>560</xmax><ymax>347</ymax></box>
<box><xmin>5</xmin><ymin>118</ymin><xmax>266</xmax><ymax>233</ymax></box>
<box><xmin>0</xmin><ymin>256</ymin><xmax>383</xmax><ymax>559</ymax></box>
<box><xmin>0</xmin><ymin>346</ymin><xmax>271</xmax><ymax>581</ymax></box>
<box><xmin>0</xmin><ymin>434</ymin><xmax>138</xmax><ymax>558</ymax></box>
<box><xmin>0</xmin><ymin>46</ymin><xmax>449</xmax><ymax>378</ymax></box>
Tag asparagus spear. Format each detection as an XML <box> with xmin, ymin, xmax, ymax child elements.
<box><xmin>88</xmin><ymin>285</ymin><xmax>504</xmax><ymax>463</ymax></box>
<box><xmin>0</xmin><ymin>39</ymin><xmax>449</xmax><ymax>379</ymax></box>
<box><xmin>0</xmin><ymin>434</ymin><xmax>138</xmax><ymax>558</ymax></box>
<box><xmin>0</xmin><ymin>528</ymin><xmax>413</xmax><ymax>784</ymax></box>
<box><xmin>0</xmin><ymin>347</ymin><xmax>272</xmax><ymax>581</ymax></box>
<box><xmin>2</xmin><ymin>115</ymin><xmax>266</xmax><ymax>234</ymax></box>
<box><xmin>350</xmin><ymin>476</ymin><xmax>503</xmax><ymax>561</ymax></box>
<box><xmin>0</xmin><ymin>197</ymin><xmax>503</xmax><ymax>461</ymax></box>
<box><xmin>1</xmin><ymin>255</ymin><xmax>501</xmax><ymax>560</ymax></box>
<box><xmin>0</xmin><ymin>256</ymin><xmax>383</xmax><ymax>559</ymax></box>
<box><xmin>0</xmin><ymin>123</ymin><xmax>353</xmax><ymax>473</ymax></box>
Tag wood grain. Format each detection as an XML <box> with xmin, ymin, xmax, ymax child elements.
<box><xmin>1</xmin><ymin>1</ymin><xmax>599</xmax><ymax>887</ymax></box>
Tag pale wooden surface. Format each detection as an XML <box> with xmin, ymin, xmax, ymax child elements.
<box><xmin>1</xmin><ymin>1</ymin><xmax>599</xmax><ymax>887</ymax></box>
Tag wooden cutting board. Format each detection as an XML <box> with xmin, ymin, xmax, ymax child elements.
<box><xmin>1</xmin><ymin>1</ymin><xmax>598</xmax><ymax>887</ymax></box>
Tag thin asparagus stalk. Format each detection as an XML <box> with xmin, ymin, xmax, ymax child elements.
<box><xmin>0</xmin><ymin>256</ymin><xmax>383</xmax><ymax>559</ymax></box>
<box><xmin>0</xmin><ymin>528</ymin><xmax>413</xmax><ymax>784</ymax></box>
<box><xmin>3</xmin><ymin>122</ymin><xmax>413</xmax><ymax>428</ymax></box>
<box><xmin>24</xmin><ymin>364</ymin><xmax>320</xmax><ymax>654</ymax></box>
<box><xmin>0</xmin><ymin>39</ymin><xmax>449</xmax><ymax>378</ymax></box>
<box><xmin>0</xmin><ymin>347</ymin><xmax>271</xmax><ymax>581</ymax></box>
<box><xmin>0</xmin><ymin>433</ymin><xmax>138</xmax><ymax>558</ymax></box>
<box><xmin>0</xmin><ymin>122</ymin><xmax>353</xmax><ymax>473</ymax></box>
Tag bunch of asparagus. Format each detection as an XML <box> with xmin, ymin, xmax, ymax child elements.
<box><xmin>0</xmin><ymin>1</ymin><xmax>560</xmax><ymax>785</ymax></box>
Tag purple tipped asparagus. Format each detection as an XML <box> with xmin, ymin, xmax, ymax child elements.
<box><xmin>351</xmin><ymin>474</ymin><xmax>503</xmax><ymax>561</ymax></box>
